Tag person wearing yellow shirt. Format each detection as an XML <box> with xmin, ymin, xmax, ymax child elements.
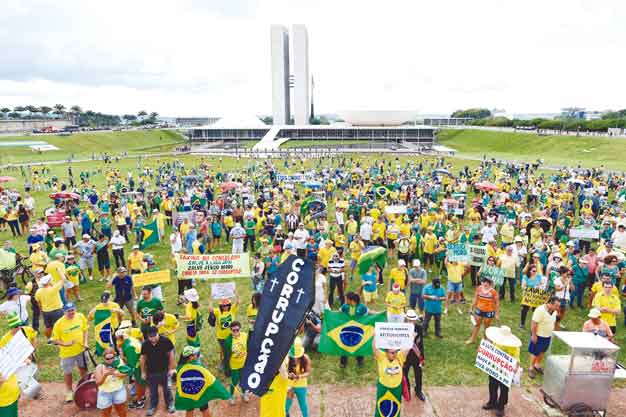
<box><xmin>151</xmin><ymin>209</ymin><xmax>166</xmax><ymax>239</ymax></box>
<box><xmin>260</xmin><ymin>357</ymin><xmax>289</xmax><ymax>417</ymax></box>
<box><xmin>318</xmin><ymin>241</ymin><xmax>337</xmax><ymax>269</ymax></box>
<box><xmin>445</xmin><ymin>258</ymin><xmax>469</xmax><ymax>314</ymax></box>
<box><xmin>286</xmin><ymin>337</ymin><xmax>311</xmax><ymax>417</ymax></box>
<box><xmin>29</xmin><ymin>243</ymin><xmax>48</xmax><ymax>271</ymax></box>
<box><xmin>160</xmin><ymin>197</ymin><xmax>174</xmax><ymax>226</ymax></box>
<box><xmin>372</xmin><ymin>338</ymin><xmax>408</xmax><ymax>417</ymax></box>
<box><xmin>422</xmin><ymin>228</ymin><xmax>438</xmax><ymax>271</ymax></box>
<box><xmin>35</xmin><ymin>274</ymin><xmax>66</xmax><ymax>338</ymax></box>
<box><xmin>334</xmin><ymin>230</ymin><xmax>347</xmax><ymax>254</ymax></box>
<box><xmin>370</xmin><ymin>207</ymin><xmax>381</xmax><ymax>221</ymax></box>
<box><xmin>225</xmin><ymin>321</ymin><xmax>250</xmax><ymax>404</ymax></box>
<box><xmin>152</xmin><ymin>310</ymin><xmax>179</xmax><ymax>347</ymax></box>
<box><xmin>127</xmin><ymin>245</ymin><xmax>145</xmax><ymax>274</ymax></box>
<box><xmin>371</xmin><ymin>218</ymin><xmax>386</xmax><ymax>246</ymax></box>
<box><xmin>210</xmin><ymin>296</ymin><xmax>239</xmax><ymax>377</ymax></box>
<box><xmin>345</xmin><ymin>215</ymin><xmax>358</xmax><ymax>241</ymax></box>
<box><xmin>592</xmin><ymin>282</ymin><xmax>621</xmax><ymax>333</ymax></box>
<box><xmin>45</xmin><ymin>252</ymin><xmax>67</xmax><ymax>284</ymax></box>
<box><xmin>385</xmin><ymin>284</ymin><xmax>407</xmax><ymax>322</ymax></box>
<box><xmin>51</xmin><ymin>302</ymin><xmax>88</xmax><ymax>403</ymax></box>
<box><xmin>389</xmin><ymin>260</ymin><xmax>408</xmax><ymax>291</ymax></box>
<box><xmin>349</xmin><ymin>236</ymin><xmax>365</xmax><ymax>277</ymax></box>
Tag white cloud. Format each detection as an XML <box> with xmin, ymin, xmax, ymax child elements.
<box><xmin>0</xmin><ymin>0</ymin><xmax>625</xmax><ymax>116</ymax></box>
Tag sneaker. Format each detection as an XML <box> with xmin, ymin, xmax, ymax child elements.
<box><xmin>243</xmin><ymin>392</ymin><xmax>250</xmax><ymax>402</ymax></box>
<box><xmin>135</xmin><ymin>399</ymin><xmax>145</xmax><ymax>409</ymax></box>
<box><xmin>64</xmin><ymin>391</ymin><xmax>73</xmax><ymax>403</ymax></box>
<box><xmin>89</xmin><ymin>276</ymin><xmax>94</xmax><ymax>281</ymax></box>
<box><xmin>482</xmin><ymin>403</ymin><xmax>496</xmax><ymax>410</ymax></box>
<box><xmin>168</xmin><ymin>404</ymin><xmax>176</xmax><ymax>414</ymax></box>
<box><xmin>443</xmin><ymin>308</ymin><xmax>448</xmax><ymax>315</ymax></box>
<box><xmin>229</xmin><ymin>398</ymin><xmax>236</xmax><ymax>405</ymax></box>
<box><xmin>146</xmin><ymin>408</ymin><xmax>156</xmax><ymax>416</ymax></box>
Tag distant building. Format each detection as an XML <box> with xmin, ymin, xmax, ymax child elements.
<box><xmin>292</xmin><ymin>24</ymin><xmax>310</xmax><ymax>125</ymax></box>
<box><xmin>271</xmin><ymin>25</ymin><xmax>291</xmax><ymax>125</ymax></box>
<box><xmin>175</xmin><ymin>117</ymin><xmax>219</xmax><ymax>127</ymax></box>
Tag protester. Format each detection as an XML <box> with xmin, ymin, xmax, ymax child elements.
<box><xmin>286</xmin><ymin>337</ymin><xmax>311</xmax><ymax>417</ymax></box>
<box><xmin>582</xmin><ymin>308</ymin><xmax>614</xmax><ymax>341</ymax></box>
<box><xmin>403</xmin><ymin>310</ymin><xmax>425</xmax><ymax>401</ymax></box>
<box><xmin>209</xmin><ymin>295</ymin><xmax>239</xmax><ymax>377</ymax></box>
<box><xmin>181</xmin><ymin>288</ymin><xmax>201</xmax><ymax>347</ymax></box>
<box><xmin>108</xmin><ymin>267</ymin><xmax>137</xmax><ymax>325</ymax></box>
<box><xmin>339</xmin><ymin>292</ymin><xmax>367</xmax><ymax>367</ymax></box>
<box><xmin>592</xmin><ymin>281</ymin><xmax>621</xmax><ymax>335</ymax></box>
<box><xmin>372</xmin><ymin>338</ymin><xmax>409</xmax><ymax>417</ymax></box>
<box><xmin>422</xmin><ymin>277</ymin><xmax>446</xmax><ymax>338</ymax></box>
<box><xmin>94</xmin><ymin>347</ymin><xmax>129</xmax><ymax>417</ymax></box>
<box><xmin>135</xmin><ymin>286</ymin><xmax>164</xmax><ymax>337</ymax></box>
<box><xmin>224</xmin><ymin>320</ymin><xmax>249</xmax><ymax>404</ymax></box>
<box><xmin>115</xmin><ymin>321</ymin><xmax>146</xmax><ymax>409</ymax></box>
<box><xmin>528</xmin><ymin>296</ymin><xmax>560</xmax><ymax>379</ymax></box>
<box><xmin>408</xmin><ymin>260</ymin><xmax>427</xmax><ymax>312</ymax></box>
<box><xmin>483</xmin><ymin>326</ymin><xmax>522</xmax><ymax>417</ymax></box>
<box><xmin>140</xmin><ymin>326</ymin><xmax>175</xmax><ymax>415</ymax></box>
<box><xmin>467</xmin><ymin>276</ymin><xmax>500</xmax><ymax>344</ymax></box>
<box><xmin>385</xmin><ymin>283</ymin><xmax>407</xmax><ymax>323</ymax></box>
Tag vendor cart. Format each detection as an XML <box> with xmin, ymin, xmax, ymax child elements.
<box><xmin>541</xmin><ymin>331</ymin><xmax>620</xmax><ymax>417</ymax></box>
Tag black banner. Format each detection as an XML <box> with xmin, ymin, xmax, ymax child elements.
<box><xmin>241</xmin><ymin>255</ymin><xmax>314</xmax><ymax>396</ymax></box>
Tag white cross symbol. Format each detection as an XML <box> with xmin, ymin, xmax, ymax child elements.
<box><xmin>269</xmin><ymin>277</ymin><xmax>280</xmax><ymax>292</ymax></box>
<box><xmin>295</xmin><ymin>288</ymin><xmax>305</xmax><ymax>303</ymax></box>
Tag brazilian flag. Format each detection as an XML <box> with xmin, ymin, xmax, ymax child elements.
<box><xmin>376</xmin><ymin>383</ymin><xmax>402</xmax><ymax>417</ymax></box>
<box><xmin>175</xmin><ymin>362</ymin><xmax>231</xmax><ymax>411</ymax></box>
<box><xmin>357</xmin><ymin>246</ymin><xmax>387</xmax><ymax>275</ymax></box>
<box><xmin>300</xmin><ymin>196</ymin><xmax>315</xmax><ymax>216</ymax></box>
<box><xmin>374</xmin><ymin>184</ymin><xmax>392</xmax><ymax>199</ymax></box>
<box><xmin>121</xmin><ymin>336</ymin><xmax>144</xmax><ymax>384</ymax></box>
<box><xmin>94</xmin><ymin>309</ymin><xmax>113</xmax><ymax>356</ymax></box>
<box><xmin>140</xmin><ymin>220</ymin><xmax>159</xmax><ymax>249</ymax></box>
<box><xmin>319</xmin><ymin>310</ymin><xmax>386</xmax><ymax>357</ymax></box>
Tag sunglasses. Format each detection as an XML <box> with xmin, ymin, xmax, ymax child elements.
<box><xmin>104</xmin><ymin>356</ymin><xmax>116</xmax><ymax>361</ymax></box>
<box><xmin>231</xmin><ymin>328</ymin><xmax>241</xmax><ymax>332</ymax></box>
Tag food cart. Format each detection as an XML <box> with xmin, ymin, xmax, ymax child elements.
<box><xmin>541</xmin><ymin>331</ymin><xmax>620</xmax><ymax>417</ymax></box>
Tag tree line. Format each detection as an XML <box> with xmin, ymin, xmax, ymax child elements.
<box><xmin>0</xmin><ymin>105</ymin><xmax>160</xmax><ymax>127</ymax></box>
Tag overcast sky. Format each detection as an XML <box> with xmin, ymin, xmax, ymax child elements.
<box><xmin>1</xmin><ymin>0</ymin><xmax>625</xmax><ymax>117</ymax></box>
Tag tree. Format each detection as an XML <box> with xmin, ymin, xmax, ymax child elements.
<box><xmin>70</xmin><ymin>105</ymin><xmax>83</xmax><ymax>114</ymax></box>
<box><xmin>149</xmin><ymin>112</ymin><xmax>159</xmax><ymax>121</ymax></box>
<box><xmin>54</xmin><ymin>104</ymin><xmax>66</xmax><ymax>117</ymax></box>
<box><xmin>8</xmin><ymin>112</ymin><xmax>20</xmax><ymax>119</ymax></box>
<box><xmin>451</xmin><ymin>108</ymin><xmax>492</xmax><ymax>119</ymax></box>
<box><xmin>25</xmin><ymin>105</ymin><xmax>39</xmax><ymax>114</ymax></box>
<box><xmin>0</xmin><ymin>108</ymin><xmax>10</xmax><ymax>117</ymax></box>
<box><xmin>13</xmin><ymin>106</ymin><xmax>25</xmax><ymax>112</ymax></box>
<box><xmin>137</xmin><ymin>110</ymin><xmax>147</xmax><ymax>118</ymax></box>
<box><xmin>39</xmin><ymin>106</ymin><xmax>53</xmax><ymax>117</ymax></box>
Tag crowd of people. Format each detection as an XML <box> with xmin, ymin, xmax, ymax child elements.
<box><xmin>0</xmin><ymin>154</ymin><xmax>624</xmax><ymax>417</ymax></box>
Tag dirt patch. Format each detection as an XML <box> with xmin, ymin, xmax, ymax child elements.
<box><xmin>17</xmin><ymin>382</ymin><xmax>626</xmax><ymax>417</ymax></box>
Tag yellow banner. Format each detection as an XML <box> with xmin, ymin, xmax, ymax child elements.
<box><xmin>132</xmin><ymin>270</ymin><xmax>171</xmax><ymax>287</ymax></box>
<box><xmin>521</xmin><ymin>287</ymin><xmax>551</xmax><ymax>308</ymax></box>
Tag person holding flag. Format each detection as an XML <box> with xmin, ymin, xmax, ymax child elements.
<box><xmin>174</xmin><ymin>345</ymin><xmax>230</xmax><ymax>417</ymax></box>
<box><xmin>115</xmin><ymin>321</ymin><xmax>146</xmax><ymax>409</ymax></box>
<box><xmin>372</xmin><ymin>337</ymin><xmax>409</xmax><ymax>417</ymax></box>
<box><xmin>223</xmin><ymin>321</ymin><xmax>249</xmax><ymax>404</ymax></box>
<box><xmin>180</xmin><ymin>288</ymin><xmax>202</xmax><ymax>347</ymax></box>
<box><xmin>208</xmin><ymin>296</ymin><xmax>239</xmax><ymax>377</ymax></box>
<box><xmin>88</xmin><ymin>291</ymin><xmax>124</xmax><ymax>356</ymax></box>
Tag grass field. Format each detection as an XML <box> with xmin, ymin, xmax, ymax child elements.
<box><xmin>0</xmin><ymin>130</ymin><xmax>186</xmax><ymax>164</ymax></box>
<box><xmin>438</xmin><ymin>129</ymin><xmax>626</xmax><ymax>171</ymax></box>
<box><xmin>0</xmin><ymin>132</ymin><xmax>623</xmax><ymax>390</ymax></box>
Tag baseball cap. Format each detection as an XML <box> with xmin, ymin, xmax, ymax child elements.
<box><xmin>6</xmin><ymin>287</ymin><xmax>20</xmax><ymax>298</ymax></box>
<box><xmin>39</xmin><ymin>275</ymin><xmax>52</xmax><ymax>285</ymax></box>
<box><xmin>63</xmin><ymin>302</ymin><xmax>77</xmax><ymax>312</ymax></box>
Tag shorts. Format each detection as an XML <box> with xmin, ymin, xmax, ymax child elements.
<box><xmin>97</xmin><ymin>254</ymin><xmax>110</xmax><ymax>270</ymax></box>
<box><xmin>528</xmin><ymin>335</ymin><xmax>551</xmax><ymax>356</ymax></box>
<box><xmin>447</xmin><ymin>281</ymin><xmax>463</xmax><ymax>293</ymax></box>
<box><xmin>43</xmin><ymin>309</ymin><xmax>64</xmax><ymax>329</ymax></box>
<box><xmin>474</xmin><ymin>308</ymin><xmax>495</xmax><ymax>319</ymax></box>
<box><xmin>363</xmin><ymin>290</ymin><xmax>378</xmax><ymax>303</ymax></box>
<box><xmin>79</xmin><ymin>257</ymin><xmax>94</xmax><ymax>269</ymax></box>
<box><xmin>387</xmin><ymin>239</ymin><xmax>396</xmax><ymax>249</ymax></box>
<box><xmin>350</xmin><ymin>260</ymin><xmax>357</xmax><ymax>270</ymax></box>
<box><xmin>0</xmin><ymin>400</ymin><xmax>17</xmax><ymax>417</ymax></box>
<box><xmin>97</xmin><ymin>386</ymin><xmax>127</xmax><ymax>409</ymax></box>
<box><xmin>60</xmin><ymin>352</ymin><xmax>87</xmax><ymax>374</ymax></box>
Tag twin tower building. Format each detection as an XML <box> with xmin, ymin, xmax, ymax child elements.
<box><xmin>271</xmin><ymin>24</ymin><xmax>310</xmax><ymax>125</ymax></box>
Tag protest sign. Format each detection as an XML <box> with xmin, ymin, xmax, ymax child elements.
<box><xmin>374</xmin><ymin>322</ymin><xmax>414</xmax><ymax>350</ymax></box>
<box><xmin>173</xmin><ymin>210</ymin><xmax>197</xmax><ymax>227</ymax></box>
<box><xmin>569</xmin><ymin>227</ymin><xmax>599</xmax><ymax>240</ymax></box>
<box><xmin>276</xmin><ymin>173</ymin><xmax>314</xmax><ymax>182</ymax></box>
<box><xmin>175</xmin><ymin>253</ymin><xmax>251</xmax><ymax>279</ymax></box>
<box><xmin>475</xmin><ymin>339</ymin><xmax>518</xmax><ymax>388</ymax></box>
<box><xmin>521</xmin><ymin>287</ymin><xmax>551</xmax><ymax>308</ymax></box>
<box><xmin>0</xmin><ymin>331</ymin><xmax>35</xmax><ymax>379</ymax></box>
<box><xmin>447</xmin><ymin>243</ymin><xmax>469</xmax><ymax>262</ymax></box>
<box><xmin>241</xmin><ymin>256</ymin><xmax>314</xmax><ymax>396</ymax></box>
<box><xmin>132</xmin><ymin>270</ymin><xmax>171</xmax><ymax>287</ymax></box>
<box><xmin>211</xmin><ymin>282</ymin><xmax>236</xmax><ymax>300</ymax></box>
<box><xmin>468</xmin><ymin>244</ymin><xmax>487</xmax><ymax>266</ymax></box>
<box><xmin>481</xmin><ymin>265</ymin><xmax>505</xmax><ymax>287</ymax></box>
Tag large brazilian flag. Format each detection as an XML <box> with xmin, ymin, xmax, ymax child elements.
<box><xmin>374</xmin><ymin>184</ymin><xmax>392</xmax><ymax>199</ymax></box>
<box><xmin>94</xmin><ymin>309</ymin><xmax>113</xmax><ymax>356</ymax></box>
<box><xmin>140</xmin><ymin>220</ymin><xmax>160</xmax><ymax>249</ymax></box>
<box><xmin>175</xmin><ymin>362</ymin><xmax>231</xmax><ymax>411</ymax></box>
<box><xmin>318</xmin><ymin>310</ymin><xmax>386</xmax><ymax>357</ymax></box>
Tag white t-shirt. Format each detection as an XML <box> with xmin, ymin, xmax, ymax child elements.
<box><xmin>293</xmin><ymin>229</ymin><xmax>310</xmax><ymax>249</ymax></box>
<box><xmin>0</xmin><ymin>295</ymin><xmax>31</xmax><ymax>322</ymax></box>
<box><xmin>110</xmin><ymin>234</ymin><xmax>127</xmax><ymax>250</ymax></box>
<box><xmin>169</xmin><ymin>232</ymin><xmax>182</xmax><ymax>253</ymax></box>
<box><xmin>553</xmin><ymin>276</ymin><xmax>570</xmax><ymax>300</ymax></box>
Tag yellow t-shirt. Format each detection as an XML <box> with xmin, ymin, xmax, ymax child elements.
<box><xmin>389</xmin><ymin>268</ymin><xmax>407</xmax><ymax>290</ymax></box>
<box><xmin>35</xmin><ymin>282</ymin><xmax>64</xmax><ymax>312</ymax></box>
<box><xmin>372</xmin><ymin>222</ymin><xmax>386</xmax><ymax>240</ymax></box>
<box><xmin>375</xmin><ymin>350</ymin><xmax>406</xmax><ymax>388</ymax></box>
<box><xmin>45</xmin><ymin>260</ymin><xmax>66</xmax><ymax>284</ymax></box>
<box><xmin>385</xmin><ymin>292</ymin><xmax>406</xmax><ymax>315</ymax></box>
<box><xmin>260</xmin><ymin>371</ymin><xmax>288</xmax><ymax>417</ymax></box>
<box><xmin>447</xmin><ymin>263</ymin><xmax>466</xmax><ymax>283</ymax></box>
<box><xmin>90</xmin><ymin>302</ymin><xmax>121</xmax><ymax>330</ymax></box>
<box><xmin>158</xmin><ymin>313</ymin><xmax>179</xmax><ymax>345</ymax></box>
<box><xmin>0</xmin><ymin>327</ymin><xmax>37</xmax><ymax>348</ymax></box>
<box><xmin>51</xmin><ymin>313</ymin><xmax>88</xmax><ymax>358</ymax></box>
<box><xmin>591</xmin><ymin>282</ymin><xmax>619</xmax><ymax>297</ymax></box>
<box><xmin>592</xmin><ymin>293</ymin><xmax>621</xmax><ymax>327</ymax></box>
<box><xmin>128</xmin><ymin>251</ymin><xmax>145</xmax><ymax>271</ymax></box>
<box><xmin>531</xmin><ymin>305</ymin><xmax>557</xmax><ymax>338</ymax></box>
<box><xmin>229</xmin><ymin>332</ymin><xmax>248</xmax><ymax>370</ymax></box>
<box><xmin>422</xmin><ymin>234</ymin><xmax>437</xmax><ymax>254</ymax></box>
<box><xmin>349</xmin><ymin>240</ymin><xmax>363</xmax><ymax>261</ymax></box>
<box><xmin>214</xmin><ymin>305</ymin><xmax>238</xmax><ymax>340</ymax></box>
<box><xmin>29</xmin><ymin>251</ymin><xmax>48</xmax><ymax>269</ymax></box>
<box><xmin>318</xmin><ymin>246</ymin><xmax>337</xmax><ymax>268</ymax></box>
<box><xmin>246</xmin><ymin>304</ymin><xmax>258</xmax><ymax>326</ymax></box>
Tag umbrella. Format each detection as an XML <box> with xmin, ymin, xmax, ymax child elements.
<box><xmin>49</xmin><ymin>192</ymin><xmax>80</xmax><ymax>200</ymax></box>
<box><xmin>303</xmin><ymin>181</ymin><xmax>323</xmax><ymax>190</ymax></box>
<box><xmin>220</xmin><ymin>181</ymin><xmax>241</xmax><ymax>192</ymax></box>
<box><xmin>475</xmin><ymin>181</ymin><xmax>499</xmax><ymax>192</ymax></box>
<box><xmin>305</xmin><ymin>199</ymin><xmax>326</xmax><ymax>213</ymax></box>
<box><xmin>310</xmin><ymin>210</ymin><xmax>327</xmax><ymax>220</ymax></box>
<box><xmin>384</xmin><ymin>205</ymin><xmax>407</xmax><ymax>215</ymax></box>
<box><xmin>0</xmin><ymin>176</ymin><xmax>16</xmax><ymax>183</ymax></box>
<box><xmin>525</xmin><ymin>217</ymin><xmax>552</xmax><ymax>235</ymax></box>
<box><xmin>357</xmin><ymin>246</ymin><xmax>387</xmax><ymax>275</ymax></box>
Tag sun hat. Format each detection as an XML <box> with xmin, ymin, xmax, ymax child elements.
<box><xmin>184</xmin><ymin>288</ymin><xmax>199</xmax><ymax>302</ymax></box>
<box><xmin>405</xmin><ymin>310</ymin><xmax>419</xmax><ymax>321</ymax></box>
<box><xmin>289</xmin><ymin>337</ymin><xmax>304</xmax><ymax>358</ymax></box>
<box><xmin>485</xmin><ymin>326</ymin><xmax>522</xmax><ymax>348</ymax></box>
<box><xmin>588</xmin><ymin>308</ymin><xmax>602</xmax><ymax>319</ymax></box>
<box><xmin>82</xmin><ymin>234</ymin><xmax>90</xmax><ymax>239</ymax></box>
<box><xmin>6</xmin><ymin>312</ymin><xmax>23</xmax><ymax>329</ymax></box>
<box><xmin>412</xmin><ymin>259</ymin><xmax>421</xmax><ymax>267</ymax></box>
<box><xmin>398</xmin><ymin>259</ymin><xmax>406</xmax><ymax>266</ymax></box>
<box><xmin>39</xmin><ymin>274</ymin><xmax>52</xmax><ymax>285</ymax></box>
<box><xmin>182</xmin><ymin>345</ymin><xmax>201</xmax><ymax>357</ymax></box>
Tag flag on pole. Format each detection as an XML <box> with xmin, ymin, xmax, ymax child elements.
<box><xmin>140</xmin><ymin>220</ymin><xmax>159</xmax><ymax>249</ymax></box>
<box><xmin>319</xmin><ymin>310</ymin><xmax>386</xmax><ymax>356</ymax></box>
<box><xmin>374</xmin><ymin>184</ymin><xmax>392</xmax><ymax>199</ymax></box>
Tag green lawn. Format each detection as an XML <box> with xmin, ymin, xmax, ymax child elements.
<box><xmin>0</xmin><ymin>129</ymin><xmax>186</xmax><ymax>164</ymax></box>
<box><xmin>1</xmin><ymin>152</ymin><xmax>622</xmax><ymax>391</ymax></box>
<box><xmin>438</xmin><ymin>129</ymin><xmax>626</xmax><ymax>170</ymax></box>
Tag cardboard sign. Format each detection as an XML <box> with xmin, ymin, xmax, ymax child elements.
<box><xmin>468</xmin><ymin>244</ymin><xmax>487</xmax><ymax>267</ymax></box>
<box><xmin>175</xmin><ymin>253</ymin><xmax>251</xmax><ymax>279</ymax></box>
<box><xmin>569</xmin><ymin>227</ymin><xmax>599</xmax><ymax>240</ymax></box>
<box><xmin>521</xmin><ymin>287</ymin><xmax>551</xmax><ymax>308</ymax></box>
<box><xmin>447</xmin><ymin>243</ymin><xmax>469</xmax><ymax>262</ymax></box>
<box><xmin>374</xmin><ymin>322</ymin><xmax>414</xmax><ymax>350</ymax></box>
<box><xmin>173</xmin><ymin>210</ymin><xmax>197</xmax><ymax>227</ymax></box>
<box><xmin>211</xmin><ymin>282</ymin><xmax>236</xmax><ymax>300</ymax></box>
<box><xmin>475</xmin><ymin>339</ymin><xmax>518</xmax><ymax>388</ymax></box>
<box><xmin>0</xmin><ymin>331</ymin><xmax>35</xmax><ymax>379</ymax></box>
<box><xmin>481</xmin><ymin>265</ymin><xmax>505</xmax><ymax>287</ymax></box>
<box><xmin>132</xmin><ymin>270</ymin><xmax>171</xmax><ymax>287</ymax></box>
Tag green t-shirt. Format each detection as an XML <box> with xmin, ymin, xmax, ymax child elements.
<box><xmin>136</xmin><ymin>298</ymin><xmax>164</xmax><ymax>321</ymax></box>
<box><xmin>245</xmin><ymin>220</ymin><xmax>256</xmax><ymax>236</ymax></box>
<box><xmin>49</xmin><ymin>247</ymin><xmax>68</xmax><ymax>260</ymax></box>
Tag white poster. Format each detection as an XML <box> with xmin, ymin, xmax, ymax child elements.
<box><xmin>0</xmin><ymin>331</ymin><xmax>35</xmax><ymax>379</ymax></box>
<box><xmin>211</xmin><ymin>282</ymin><xmax>237</xmax><ymax>300</ymax></box>
<box><xmin>569</xmin><ymin>227</ymin><xmax>599</xmax><ymax>239</ymax></box>
<box><xmin>374</xmin><ymin>322</ymin><xmax>414</xmax><ymax>350</ymax></box>
<box><xmin>475</xmin><ymin>339</ymin><xmax>518</xmax><ymax>388</ymax></box>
